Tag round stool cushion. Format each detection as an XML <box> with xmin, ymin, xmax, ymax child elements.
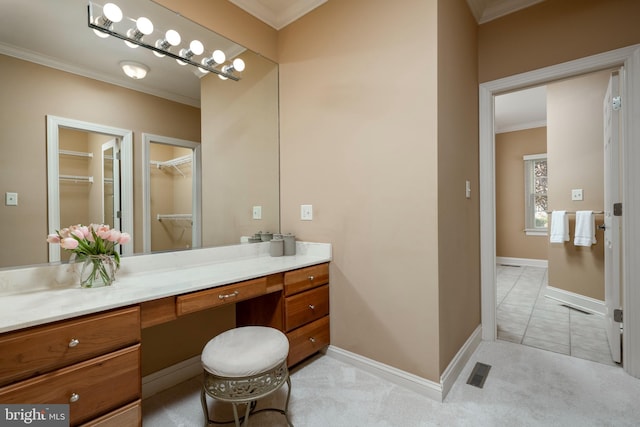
<box><xmin>202</xmin><ymin>326</ymin><xmax>289</xmax><ymax>377</ymax></box>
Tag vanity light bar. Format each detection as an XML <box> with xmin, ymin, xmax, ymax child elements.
<box><xmin>87</xmin><ymin>3</ymin><xmax>241</xmax><ymax>81</ymax></box>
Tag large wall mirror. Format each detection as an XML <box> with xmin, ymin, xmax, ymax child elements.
<box><xmin>0</xmin><ymin>0</ymin><xmax>280</xmax><ymax>269</ymax></box>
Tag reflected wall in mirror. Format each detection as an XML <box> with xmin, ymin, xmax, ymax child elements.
<box><xmin>0</xmin><ymin>0</ymin><xmax>279</xmax><ymax>269</ymax></box>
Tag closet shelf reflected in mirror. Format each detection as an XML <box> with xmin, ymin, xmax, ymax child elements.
<box><xmin>150</xmin><ymin>155</ymin><xmax>192</xmax><ymax>177</ymax></box>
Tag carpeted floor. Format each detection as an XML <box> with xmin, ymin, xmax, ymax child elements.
<box><xmin>143</xmin><ymin>340</ymin><xmax>640</xmax><ymax>426</ymax></box>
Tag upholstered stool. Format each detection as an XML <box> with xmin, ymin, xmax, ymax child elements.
<box><xmin>200</xmin><ymin>326</ymin><xmax>293</xmax><ymax>427</ymax></box>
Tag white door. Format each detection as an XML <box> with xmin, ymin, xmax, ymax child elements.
<box><xmin>102</xmin><ymin>138</ymin><xmax>120</xmax><ymax>232</ymax></box>
<box><xmin>603</xmin><ymin>70</ymin><xmax>622</xmax><ymax>363</ymax></box>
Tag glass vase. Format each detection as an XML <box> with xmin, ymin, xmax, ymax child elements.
<box><xmin>80</xmin><ymin>255</ymin><xmax>117</xmax><ymax>288</ymax></box>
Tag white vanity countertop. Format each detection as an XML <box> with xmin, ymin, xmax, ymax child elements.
<box><xmin>0</xmin><ymin>242</ymin><xmax>331</xmax><ymax>334</ymax></box>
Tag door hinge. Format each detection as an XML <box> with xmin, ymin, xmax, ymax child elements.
<box><xmin>116</xmin><ymin>211</ymin><xmax>122</xmax><ymax>219</ymax></box>
<box><xmin>613</xmin><ymin>203</ymin><xmax>622</xmax><ymax>216</ymax></box>
<box><xmin>612</xmin><ymin>96</ymin><xmax>622</xmax><ymax>111</ymax></box>
<box><xmin>614</xmin><ymin>309</ymin><xmax>623</xmax><ymax>323</ymax></box>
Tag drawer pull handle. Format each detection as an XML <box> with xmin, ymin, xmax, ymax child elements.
<box><xmin>309</xmin><ymin>337</ymin><xmax>316</xmax><ymax>343</ymax></box>
<box><xmin>69</xmin><ymin>393</ymin><xmax>80</xmax><ymax>403</ymax></box>
<box><xmin>308</xmin><ymin>275</ymin><xmax>315</xmax><ymax>281</ymax></box>
<box><xmin>309</xmin><ymin>304</ymin><xmax>315</xmax><ymax>310</ymax></box>
<box><xmin>68</xmin><ymin>338</ymin><xmax>80</xmax><ymax>348</ymax></box>
<box><xmin>218</xmin><ymin>290</ymin><xmax>240</xmax><ymax>300</ymax></box>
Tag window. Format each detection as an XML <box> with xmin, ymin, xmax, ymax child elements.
<box><xmin>524</xmin><ymin>154</ymin><xmax>548</xmax><ymax>235</ymax></box>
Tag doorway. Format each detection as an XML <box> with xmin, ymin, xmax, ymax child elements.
<box><xmin>479</xmin><ymin>45</ymin><xmax>640</xmax><ymax>378</ymax></box>
<box><xmin>494</xmin><ymin>70</ymin><xmax>618</xmax><ymax>366</ymax></box>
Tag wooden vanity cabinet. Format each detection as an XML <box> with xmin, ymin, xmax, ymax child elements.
<box><xmin>0</xmin><ymin>306</ymin><xmax>142</xmax><ymax>426</ymax></box>
<box><xmin>283</xmin><ymin>263</ymin><xmax>331</xmax><ymax>366</ymax></box>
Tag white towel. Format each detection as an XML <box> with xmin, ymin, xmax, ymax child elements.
<box><xmin>574</xmin><ymin>210</ymin><xmax>596</xmax><ymax>246</ymax></box>
<box><xmin>549</xmin><ymin>210</ymin><xmax>569</xmax><ymax>243</ymax></box>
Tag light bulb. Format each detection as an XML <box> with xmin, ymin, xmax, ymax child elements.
<box><xmin>200</xmin><ymin>49</ymin><xmax>226</xmax><ymax>73</ymax></box>
<box><xmin>103</xmin><ymin>3</ymin><xmax>123</xmax><ymax>23</ymax></box>
<box><xmin>136</xmin><ymin>17</ymin><xmax>154</xmax><ymax>35</ymax></box>
<box><xmin>232</xmin><ymin>58</ymin><xmax>245</xmax><ymax>72</ymax></box>
<box><xmin>190</xmin><ymin>40</ymin><xmax>204</xmax><ymax>56</ymax></box>
<box><xmin>92</xmin><ymin>3</ymin><xmax>122</xmax><ymax>38</ymax></box>
<box><xmin>124</xmin><ymin>17</ymin><xmax>154</xmax><ymax>48</ymax></box>
<box><xmin>177</xmin><ymin>40</ymin><xmax>204</xmax><ymax>65</ymax></box>
<box><xmin>166</xmin><ymin>30</ymin><xmax>181</xmax><ymax>46</ymax></box>
<box><xmin>154</xmin><ymin>30</ymin><xmax>181</xmax><ymax>57</ymax></box>
<box><xmin>212</xmin><ymin>50</ymin><xmax>226</xmax><ymax>64</ymax></box>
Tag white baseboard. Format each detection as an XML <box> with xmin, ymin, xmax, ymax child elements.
<box><xmin>142</xmin><ymin>355</ymin><xmax>202</xmax><ymax>399</ymax></box>
<box><xmin>440</xmin><ymin>325</ymin><xmax>482</xmax><ymax>398</ymax></box>
<box><xmin>324</xmin><ymin>346</ymin><xmax>443</xmax><ymax>401</ymax></box>
<box><xmin>545</xmin><ymin>285</ymin><xmax>606</xmax><ymax>316</ymax></box>
<box><xmin>325</xmin><ymin>325</ymin><xmax>482</xmax><ymax>402</ymax></box>
<box><xmin>496</xmin><ymin>257</ymin><xmax>548</xmax><ymax>268</ymax></box>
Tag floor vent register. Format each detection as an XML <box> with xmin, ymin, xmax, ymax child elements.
<box><xmin>467</xmin><ymin>362</ymin><xmax>492</xmax><ymax>389</ymax></box>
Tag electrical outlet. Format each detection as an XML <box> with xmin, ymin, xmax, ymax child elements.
<box><xmin>252</xmin><ymin>206</ymin><xmax>262</xmax><ymax>220</ymax></box>
<box><xmin>301</xmin><ymin>204</ymin><xmax>313</xmax><ymax>221</ymax></box>
<box><xmin>5</xmin><ymin>192</ymin><xmax>17</xmax><ymax>206</ymax></box>
<box><xmin>571</xmin><ymin>189</ymin><xmax>583</xmax><ymax>201</ymax></box>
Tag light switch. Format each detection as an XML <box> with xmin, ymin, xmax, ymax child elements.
<box><xmin>571</xmin><ymin>189</ymin><xmax>583</xmax><ymax>201</ymax></box>
<box><xmin>5</xmin><ymin>192</ymin><xmax>17</xmax><ymax>206</ymax></box>
<box><xmin>252</xmin><ymin>206</ymin><xmax>262</xmax><ymax>220</ymax></box>
<box><xmin>301</xmin><ymin>204</ymin><xmax>313</xmax><ymax>221</ymax></box>
<box><xmin>465</xmin><ymin>180</ymin><xmax>471</xmax><ymax>199</ymax></box>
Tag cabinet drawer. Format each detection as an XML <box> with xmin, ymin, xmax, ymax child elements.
<box><xmin>287</xmin><ymin>316</ymin><xmax>330</xmax><ymax>367</ymax></box>
<box><xmin>0</xmin><ymin>306</ymin><xmax>140</xmax><ymax>386</ymax></box>
<box><xmin>285</xmin><ymin>285</ymin><xmax>329</xmax><ymax>331</ymax></box>
<box><xmin>177</xmin><ymin>277</ymin><xmax>271</xmax><ymax>316</ymax></box>
<box><xmin>0</xmin><ymin>344</ymin><xmax>141</xmax><ymax>426</ymax></box>
<box><xmin>79</xmin><ymin>399</ymin><xmax>141</xmax><ymax>427</ymax></box>
<box><xmin>284</xmin><ymin>263</ymin><xmax>329</xmax><ymax>296</ymax></box>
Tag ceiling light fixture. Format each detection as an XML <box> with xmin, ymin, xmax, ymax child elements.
<box><xmin>120</xmin><ymin>61</ymin><xmax>149</xmax><ymax>79</ymax></box>
<box><xmin>88</xmin><ymin>1</ymin><xmax>244</xmax><ymax>81</ymax></box>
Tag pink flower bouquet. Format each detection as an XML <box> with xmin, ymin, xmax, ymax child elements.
<box><xmin>47</xmin><ymin>224</ymin><xmax>131</xmax><ymax>287</ymax></box>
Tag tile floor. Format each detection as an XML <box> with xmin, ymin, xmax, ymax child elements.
<box><xmin>496</xmin><ymin>264</ymin><xmax>617</xmax><ymax>366</ymax></box>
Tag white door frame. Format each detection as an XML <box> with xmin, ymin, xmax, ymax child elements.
<box><xmin>141</xmin><ymin>133</ymin><xmax>202</xmax><ymax>253</ymax></box>
<box><xmin>479</xmin><ymin>44</ymin><xmax>640</xmax><ymax>378</ymax></box>
<box><xmin>46</xmin><ymin>116</ymin><xmax>134</xmax><ymax>262</ymax></box>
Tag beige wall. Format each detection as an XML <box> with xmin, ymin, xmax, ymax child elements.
<box><xmin>547</xmin><ymin>70</ymin><xmax>610</xmax><ymax>300</ymax></box>
<box><xmin>0</xmin><ymin>54</ymin><xmax>200</xmax><ymax>268</ymax></box>
<box><xmin>478</xmin><ymin>0</ymin><xmax>640</xmax><ymax>83</ymax></box>
<box><xmin>496</xmin><ymin>127</ymin><xmax>548</xmax><ymax>260</ymax></box>
<box><xmin>279</xmin><ymin>0</ymin><xmax>441</xmax><ymax>380</ymax></box>
<box><xmin>436</xmin><ymin>0</ymin><xmax>480</xmax><ymax>374</ymax></box>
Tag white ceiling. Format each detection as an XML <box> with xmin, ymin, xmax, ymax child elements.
<box><xmin>228</xmin><ymin>0</ymin><xmax>328</xmax><ymax>30</ymax></box>
<box><xmin>495</xmin><ymin>86</ymin><xmax>547</xmax><ymax>134</ymax></box>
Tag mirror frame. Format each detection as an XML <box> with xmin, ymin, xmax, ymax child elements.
<box><xmin>46</xmin><ymin>115</ymin><xmax>134</xmax><ymax>262</ymax></box>
<box><xmin>142</xmin><ymin>133</ymin><xmax>202</xmax><ymax>253</ymax></box>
